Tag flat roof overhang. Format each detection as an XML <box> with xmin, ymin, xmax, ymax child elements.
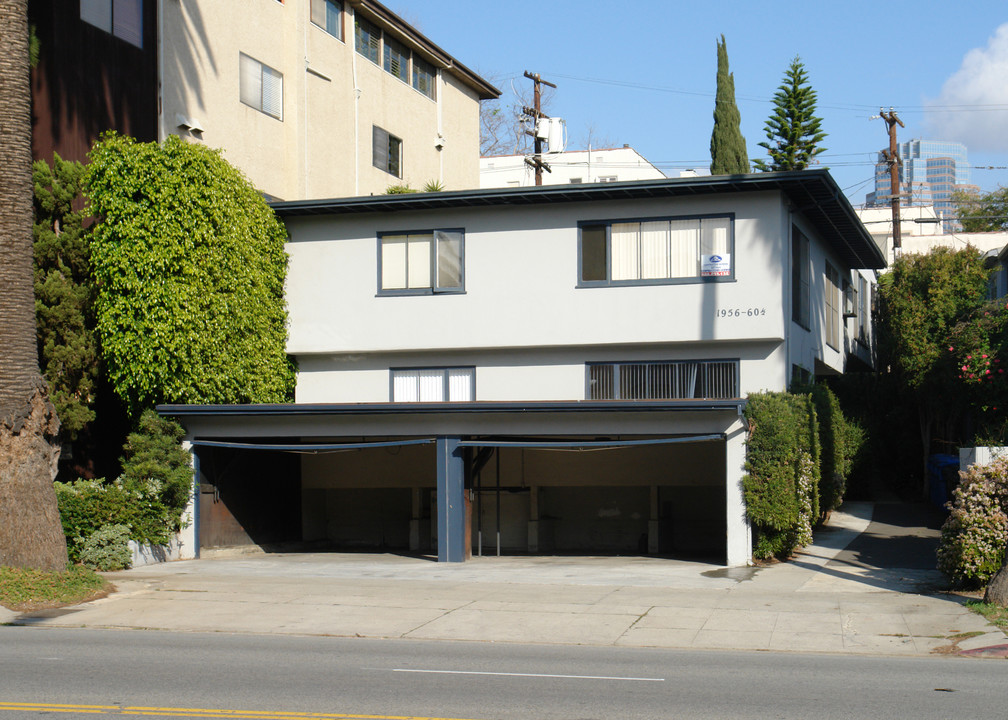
<box><xmin>159</xmin><ymin>400</ymin><xmax>747</xmax><ymax>447</ymax></box>
<box><xmin>272</xmin><ymin>169</ymin><xmax>885</xmax><ymax>271</ymax></box>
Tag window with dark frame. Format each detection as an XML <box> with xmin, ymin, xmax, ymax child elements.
<box><xmin>310</xmin><ymin>0</ymin><xmax>342</xmax><ymax>39</ymax></box>
<box><xmin>379</xmin><ymin>229</ymin><xmax>464</xmax><ymax>294</ymax></box>
<box><xmin>578</xmin><ymin>215</ymin><xmax>734</xmax><ymax>285</ymax></box>
<box><xmin>372</xmin><ymin>126</ymin><xmax>401</xmax><ymax>177</ymax></box>
<box><xmin>412</xmin><ymin>56</ymin><xmax>436</xmax><ymax>99</ymax></box>
<box><xmin>587</xmin><ymin>360</ymin><xmax>739</xmax><ymax>400</ymax></box>
<box><xmin>383</xmin><ymin>37</ymin><xmax>409</xmax><ymax>83</ymax></box>
<box><xmin>825</xmin><ymin>262</ymin><xmax>840</xmax><ymax>350</ymax></box>
<box><xmin>239</xmin><ymin>53</ymin><xmax>283</xmax><ymax>120</ymax></box>
<box><xmin>80</xmin><ymin>0</ymin><xmax>143</xmax><ymax>48</ymax></box>
<box><xmin>792</xmin><ymin>226</ymin><xmax>810</xmax><ymax>329</ymax></box>
<box><xmin>391</xmin><ymin>367</ymin><xmax>474</xmax><ymax>402</ymax></box>
<box><xmin>858</xmin><ymin>275</ymin><xmax>869</xmax><ymax>343</ymax></box>
<box><xmin>355</xmin><ymin>16</ymin><xmax>380</xmax><ymax>63</ymax></box>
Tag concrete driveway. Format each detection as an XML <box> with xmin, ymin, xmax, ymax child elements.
<box><xmin>4</xmin><ymin>502</ymin><xmax>1006</xmax><ymax>657</ymax></box>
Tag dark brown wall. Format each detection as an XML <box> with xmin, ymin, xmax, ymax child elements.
<box><xmin>29</xmin><ymin>1</ymin><xmax>158</xmax><ymax>165</ymax></box>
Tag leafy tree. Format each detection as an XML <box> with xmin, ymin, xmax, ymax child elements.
<box><xmin>0</xmin><ymin>0</ymin><xmax>69</xmax><ymax>572</ymax></box>
<box><xmin>33</xmin><ymin>154</ymin><xmax>97</xmax><ymax>439</ymax></box>
<box><xmin>954</xmin><ymin>186</ymin><xmax>1008</xmax><ymax>232</ymax></box>
<box><xmin>85</xmin><ymin>133</ymin><xmax>296</xmax><ymax>417</ymax></box>
<box><xmin>876</xmin><ymin>247</ymin><xmax>990</xmax><ymax>495</ymax></box>
<box><xmin>753</xmin><ymin>56</ymin><xmax>826</xmax><ymax>172</ymax></box>
<box><xmin>709</xmin><ymin>35</ymin><xmax>750</xmax><ymax>175</ymax></box>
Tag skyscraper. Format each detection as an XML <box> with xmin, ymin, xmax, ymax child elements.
<box><xmin>866</xmin><ymin>139</ymin><xmax>978</xmax><ymax>231</ymax></box>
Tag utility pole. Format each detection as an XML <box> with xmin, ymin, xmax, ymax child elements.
<box><xmin>522</xmin><ymin>71</ymin><xmax>556</xmax><ymax>186</ymax></box>
<box><xmin>879</xmin><ymin>108</ymin><xmax>905</xmax><ymax>251</ymax></box>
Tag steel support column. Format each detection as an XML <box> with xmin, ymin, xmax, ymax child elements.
<box><xmin>436</xmin><ymin>436</ymin><xmax>466</xmax><ymax>562</ymax></box>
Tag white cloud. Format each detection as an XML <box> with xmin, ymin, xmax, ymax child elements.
<box><xmin>926</xmin><ymin>23</ymin><xmax>1008</xmax><ymax>152</ymax></box>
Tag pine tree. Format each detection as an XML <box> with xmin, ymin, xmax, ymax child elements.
<box><xmin>753</xmin><ymin>57</ymin><xmax>826</xmax><ymax>172</ymax></box>
<box><xmin>709</xmin><ymin>35</ymin><xmax>750</xmax><ymax>175</ymax></box>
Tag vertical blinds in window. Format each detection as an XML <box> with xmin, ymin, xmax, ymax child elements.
<box><xmin>610</xmin><ymin>217</ymin><xmax>728</xmax><ymax>281</ymax></box>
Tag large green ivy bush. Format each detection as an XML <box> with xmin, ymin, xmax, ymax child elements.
<box><xmin>937</xmin><ymin>457</ymin><xmax>1008</xmax><ymax>587</ymax></box>
<box><xmin>85</xmin><ymin>133</ymin><xmax>295</xmax><ymax>417</ymax></box>
<box><xmin>743</xmin><ymin>391</ymin><xmax>821</xmax><ymax>559</ymax></box>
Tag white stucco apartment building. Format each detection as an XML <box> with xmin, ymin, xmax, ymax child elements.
<box><xmin>158</xmin><ymin>0</ymin><xmax>498</xmax><ymax>199</ymax></box>
<box><xmin>164</xmin><ymin>170</ymin><xmax>884</xmax><ymax>567</ymax></box>
<box><xmin>480</xmin><ymin>146</ymin><xmax>666</xmax><ymax>188</ymax></box>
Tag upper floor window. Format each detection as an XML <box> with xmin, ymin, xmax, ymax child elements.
<box><xmin>310</xmin><ymin>0</ymin><xmax>342</xmax><ymax>39</ymax></box>
<box><xmin>80</xmin><ymin>0</ymin><xmax>143</xmax><ymax>48</ymax></box>
<box><xmin>792</xmin><ymin>226</ymin><xmax>810</xmax><ymax>330</ymax></box>
<box><xmin>579</xmin><ymin>215</ymin><xmax>733</xmax><ymax>286</ymax></box>
<box><xmin>412</xmin><ymin>56</ymin><xmax>436</xmax><ymax>99</ymax></box>
<box><xmin>384</xmin><ymin>37</ymin><xmax>409</xmax><ymax>83</ymax></box>
<box><xmin>392</xmin><ymin>367</ymin><xmax>474</xmax><ymax>402</ymax></box>
<box><xmin>825</xmin><ymin>262</ymin><xmax>840</xmax><ymax>350</ymax></box>
<box><xmin>372</xmin><ymin>125</ymin><xmax>401</xmax><ymax>177</ymax></box>
<box><xmin>355</xmin><ymin>17</ymin><xmax>380</xmax><ymax>64</ymax></box>
<box><xmin>379</xmin><ymin>229</ymin><xmax>464</xmax><ymax>294</ymax></box>
<box><xmin>587</xmin><ymin>359</ymin><xmax>739</xmax><ymax>400</ymax></box>
<box><xmin>240</xmin><ymin>53</ymin><xmax>283</xmax><ymax>120</ymax></box>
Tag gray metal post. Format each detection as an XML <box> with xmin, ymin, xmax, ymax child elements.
<box><xmin>436</xmin><ymin>436</ymin><xmax>466</xmax><ymax>562</ymax></box>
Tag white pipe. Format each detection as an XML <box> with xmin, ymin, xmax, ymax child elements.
<box><xmin>351</xmin><ymin>6</ymin><xmax>360</xmax><ymax>196</ymax></box>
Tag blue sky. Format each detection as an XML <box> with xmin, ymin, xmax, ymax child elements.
<box><xmin>386</xmin><ymin>0</ymin><xmax>1008</xmax><ymax>205</ymax></box>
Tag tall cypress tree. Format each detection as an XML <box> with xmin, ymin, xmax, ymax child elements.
<box><xmin>753</xmin><ymin>56</ymin><xmax>827</xmax><ymax>172</ymax></box>
<box><xmin>709</xmin><ymin>34</ymin><xmax>750</xmax><ymax>175</ymax></box>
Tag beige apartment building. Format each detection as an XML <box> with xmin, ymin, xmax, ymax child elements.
<box><xmin>159</xmin><ymin>0</ymin><xmax>498</xmax><ymax>199</ymax></box>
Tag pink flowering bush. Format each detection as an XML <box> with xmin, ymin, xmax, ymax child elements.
<box><xmin>937</xmin><ymin>457</ymin><xmax>1008</xmax><ymax>587</ymax></box>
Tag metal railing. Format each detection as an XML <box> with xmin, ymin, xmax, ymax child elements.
<box><xmin>588</xmin><ymin>360</ymin><xmax>739</xmax><ymax>400</ymax></box>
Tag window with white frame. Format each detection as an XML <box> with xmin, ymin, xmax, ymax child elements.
<box><xmin>587</xmin><ymin>360</ymin><xmax>739</xmax><ymax>400</ymax></box>
<box><xmin>379</xmin><ymin>229</ymin><xmax>464</xmax><ymax>294</ymax></box>
<box><xmin>372</xmin><ymin>126</ymin><xmax>402</xmax><ymax>177</ymax></box>
<box><xmin>354</xmin><ymin>17</ymin><xmax>380</xmax><ymax>63</ymax></box>
<box><xmin>792</xmin><ymin>226</ymin><xmax>810</xmax><ymax>329</ymax></box>
<box><xmin>412</xmin><ymin>56</ymin><xmax>436</xmax><ymax>99</ymax></box>
<box><xmin>579</xmin><ymin>215</ymin><xmax>733</xmax><ymax>285</ymax></box>
<box><xmin>310</xmin><ymin>0</ymin><xmax>342</xmax><ymax>39</ymax></box>
<box><xmin>825</xmin><ymin>262</ymin><xmax>840</xmax><ymax>350</ymax></box>
<box><xmin>80</xmin><ymin>0</ymin><xmax>143</xmax><ymax>48</ymax></box>
<box><xmin>392</xmin><ymin>367</ymin><xmax>474</xmax><ymax>402</ymax></box>
<box><xmin>239</xmin><ymin>53</ymin><xmax>283</xmax><ymax>120</ymax></box>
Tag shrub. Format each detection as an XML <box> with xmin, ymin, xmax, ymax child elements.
<box><xmin>809</xmin><ymin>384</ymin><xmax>864</xmax><ymax>520</ymax></box>
<box><xmin>54</xmin><ymin>479</ymin><xmax>138</xmax><ymax>563</ymax></box>
<box><xmin>937</xmin><ymin>457</ymin><xmax>1008</xmax><ymax>587</ymax></box>
<box><xmin>743</xmin><ymin>391</ymin><xmax>820</xmax><ymax>559</ymax></box>
<box><xmin>79</xmin><ymin>524</ymin><xmax>132</xmax><ymax>571</ymax></box>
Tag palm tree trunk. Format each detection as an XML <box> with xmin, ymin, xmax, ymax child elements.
<box><xmin>0</xmin><ymin>0</ymin><xmax>68</xmax><ymax>571</ymax></box>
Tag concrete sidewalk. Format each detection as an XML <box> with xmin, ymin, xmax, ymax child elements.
<box><xmin>3</xmin><ymin>502</ymin><xmax>1006</xmax><ymax>657</ymax></box>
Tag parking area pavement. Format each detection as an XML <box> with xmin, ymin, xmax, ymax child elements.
<box><xmin>3</xmin><ymin>502</ymin><xmax>1006</xmax><ymax>657</ymax></box>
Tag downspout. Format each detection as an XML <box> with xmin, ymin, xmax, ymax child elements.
<box><xmin>351</xmin><ymin>7</ymin><xmax>360</xmax><ymax>196</ymax></box>
<box><xmin>157</xmin><ymin>0</ymin><xmax>165</xmax><ymax>141</ymax></box>
<box><xmin>303</xmin><ymin>10</ymin><xmax>309</xmax><ymax>198</ymax></box>
<box><xmin>437</xmin><ymin>68</ymin><xmax>444</xmax><ymax>185</ymax></box>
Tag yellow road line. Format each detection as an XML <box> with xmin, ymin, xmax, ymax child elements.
<box><xmin>0</xmin><ymin>703</ymin><xmax>482</xmax><ymax>720</ymax></box>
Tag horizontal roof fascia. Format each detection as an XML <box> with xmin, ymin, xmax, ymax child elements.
<box><xmin>272</xmin><ymin>170</ymin><xmax>885</xmax><ymax>270</ymax></box>
<box><xmin>352</xmin><ymin>0</ymin><xmax>500</xmax><ymax>99</ymax></box>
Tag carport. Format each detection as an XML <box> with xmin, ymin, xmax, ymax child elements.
<box><xmin>160</xmin><ymin>400</ymin><xmax>751</xmax><ymax>565</ymax></box>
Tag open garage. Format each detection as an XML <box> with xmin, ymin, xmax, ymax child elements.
<box><xmin>166</xmin><ymin>400</ymin><xmax>750</xmax><ymax>565</ymax></box>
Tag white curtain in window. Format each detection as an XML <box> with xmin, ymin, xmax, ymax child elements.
<box><xmin>639</xmin><ymin>221</ymin><xmax>669</xmax><ymax>279</ymax></box>
<box><xmin>669</xmin><ymin>220</ymin><xmax>699</xmax><ymax>278</ymax></box>
<box><xmin>113</xmin><ymin>0</ymin><xmax>143</xmax><ymax>47</ymax></box>
<box><xmin>261</xmin><ymin>65</ymin><xmax>283</xmax><ymax>119</ymax></box>
<box><xmin>407</xmin><ymin>234</ymin><xmax>432</xmax><ymax>289</ymax></box>
<box><xmin>239</xmin><ymin>54</ymin><xmax>261</xmax><ymax>109</ymax></box>
<box><xmin>611</xmin><ymin>223</ymin><xmax>639</xmax><ymax>280</ymax></box>
<box><xmin>701</xmin><ymin>217</ymin><xmax>730</xmax><ymax>255</ymax></box>
<box><xmin>418</xmin><ymin>370</ymin><xmax>444</xmax><ymax>401</ymax></box>
<box><xmin>392</xmin><ymin>371</ymin><xmax>419</xmax><ymax>402</ymax></box>
<box><xmin>381</xmin><ymin>235</ymin><xmax>407</xmax><ymax>290</ymax></box>
<box><xmin>447</xmin><ymin>368</ymin><xmax>473</xmax><ymax>401</ymax></box>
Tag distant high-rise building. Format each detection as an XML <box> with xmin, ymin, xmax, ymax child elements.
<box><xmin>866</xmin><ymin>139</ymin><xmax>979</xmax><ymax>231</ymax></box>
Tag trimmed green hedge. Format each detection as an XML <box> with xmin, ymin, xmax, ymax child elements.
<box><xmin>808</xmin><ymin>384</ymin><xmax>864</xmax><ymax>521</ymax></box>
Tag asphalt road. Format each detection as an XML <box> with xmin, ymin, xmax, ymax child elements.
<box><xmin>1</xmin><ymin>627</ymin><xmax>1005</xmax><ymax>720</ymax></box>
